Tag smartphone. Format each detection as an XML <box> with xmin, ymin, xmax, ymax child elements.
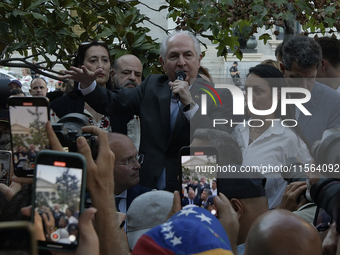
<box><xmin>8</xmin><ymin>96</ymin><xmax>50</xmax><ymax>177</ymax></box>
<box><xmin>179</xmin><ymin>146</ymin><xmax>219</xmax><ymax>212</ymax></box>
<box><xmin>32</xmin><ymin>150</ymin><xmax>86</xmax><ymax>251</ymax></box>
<box><xmin>0</xmin><ymin>150</ymin><xmax>12</xmax><ymax>186</ymax></box>
<box><xmin>0</xmin><ymin>221</ymin><xmax>37</xmax><ymax>255</ymax></box>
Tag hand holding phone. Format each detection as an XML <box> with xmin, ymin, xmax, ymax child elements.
<box><xmin>8</xmin><ymin>96</ymin><xmax>50</xmax><ymax>178</ymax></box>
<box><xmin>43</xmin><ymin>123</ymin><xmax>128</xmax><ymax>255</ymax></box>
<box><xmin>32</xmin><ymin>150</ymin><xmax>87</xmax><ymax>251</ymax></box>
<box><xmin>179</xmin><ymin>146</ymin><xmax>219</xmax><ymax>211</ymax></box>
<box><xmin>22</xmin><ymin>206</ymin><xmax>99</xmax><ymax>255</ymax></box>
<box><xmin>76</xmin><ymin>126</ymin><xmax>129</xmax><ymax>255</ymax></box>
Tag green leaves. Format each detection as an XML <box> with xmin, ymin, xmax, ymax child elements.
<box><xmin>259</xmin><ymin>33</ymin><xmax>271</xmax><ymax>45</ymax></box>
<box><xmin>0</xmin><ymin>0</ymin><xmax>340</xmax><ymax>71</ymax></box>
<box><xmin>27</xmin><ymin>0</ymin><xmax>46</xmax><ymax>11</ymax></box>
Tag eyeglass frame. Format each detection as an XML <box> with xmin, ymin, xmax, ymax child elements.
<box><xmin>114</xmin><ymin>154</ymin><xmax>144</xmax><ymax>170</ymax></box>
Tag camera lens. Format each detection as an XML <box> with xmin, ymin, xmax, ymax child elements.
<box><xmin>310</xmin><ymin>179</ymin><xmax>340</xmax><ymax>231</ymax></box>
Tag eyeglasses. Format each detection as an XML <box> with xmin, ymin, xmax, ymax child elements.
<box><xmin>114</xmin><ymin>154</ymin><xmax>144</xmax><ymax>170</ymax></box>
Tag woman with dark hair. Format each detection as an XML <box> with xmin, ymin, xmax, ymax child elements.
<box><xmin>50</xmin><ymin>41</ymin><xmax>124</xmax><ymax>132</ymax></box>
<box><xmin>231</xmin><ymin>64</ymin><xmax>312</xmax><ymax>209</ymax></box>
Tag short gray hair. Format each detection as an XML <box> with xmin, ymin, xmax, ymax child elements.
<box><xmin>30</xmin><ymin>77</ymin><xmax>47</xmax><ymax>87</ymax></box>
<box><xmin>159</xmin><ymin>30</ymin><xmax>202</xmax><ymax>60</ymax></box>
<box><xmin>282</xmin><ymin>35</ymin><xmax>322</xmax><ymax>70</ymax></box>
<box><xmin>193</xmin><ymin>128</ymin><xmax>242</xmax><ymax>165</ymax></box>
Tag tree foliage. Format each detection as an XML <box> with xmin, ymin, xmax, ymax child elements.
<box><xmin>56</xmin><ymin>168</ymin><xmax>80</xmax><ymax>207</ymax></box>
<box><xmin>26</xmin><ymin>107</ymin><xmax>49</xmax><ymax>149</ymax></box>
<box><xmin>0</xmin><ymin>0</ymin><xmax>162</xmax><ymax>79</ymax></box>
<box><xmin>0</xmin><ymin>0</ymin><xmax>339</xmax><ymax>77</ymax></box>
<box><xmin>166</xmin><ymin>0</ymin><xmax>340</xmax><ymax>59</ymax></box>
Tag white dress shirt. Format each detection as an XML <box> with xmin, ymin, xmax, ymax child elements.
<box><xmin>232</xmin><ymin>119</ymin><xmax>312</xmax><ymax>209</ymax></box>
<box><xmin>115</xmin><ymin>189</ymin><xmax>127</xmax><ymax>214</ymax></box>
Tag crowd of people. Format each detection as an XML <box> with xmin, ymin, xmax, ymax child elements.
<box><xmin>0</xmin><ymin>30</ymin><xmax>340</xmax><ymax>255</ymax></box>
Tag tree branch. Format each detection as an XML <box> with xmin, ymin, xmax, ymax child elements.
<box><xmin>137</xmin><ymin>1</ymin><xmax>167</xmax><ymax>12</ymax></box>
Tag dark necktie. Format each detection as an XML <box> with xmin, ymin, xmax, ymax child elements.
<box><xmin>115</xmin><ymin>197</ymin><xmax>122</xmax><ymax>212</ymax></box>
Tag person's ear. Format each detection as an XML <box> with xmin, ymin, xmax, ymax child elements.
<box><xmin>321</xmin><ymin>59</ymin><xmax>327</xmax><ymax>72</ymax></box>
<box><xmin>280</xmin><ymin>62</ymin><xmax>285</xmax><ymax>75</ymax></box>
<box><xmin>159</xmin><ymin>57</ymin><xmax>165</xmax><ymax>68</ymax></box>
<box><xmin>230</xmin><ymin>198</ymin><xmax>243</xmax><ymax>219</ymax></box>
<box><xmin>110</xmin><ymin>69</ymin><xmax>116</xmax><ymax>81</ymax></box>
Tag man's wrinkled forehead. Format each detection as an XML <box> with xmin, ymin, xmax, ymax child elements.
<box><xmin>166</xmin><ymin>34</ymin><xmax>196</xmax><ymax>54</ymax></box>
<box><xmin>285</xmin><ymin>62</ymin><xmax>317</xmax><ymax>78</ymax></box>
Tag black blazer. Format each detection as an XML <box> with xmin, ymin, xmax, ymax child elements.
<box><xmin>126</xmin><ymin>184</ymin><xmax>151</xmax><ymax>211</ymax></box>
<box><xmin>51</xmin><ymin>94</ymin><xmax>133</xmax><ymax>135</ymax></box>
<box><xmin>83</xmin><ymin>74</ymin><xmax>238</xmax><ymax>191</ymax></box>
<box><xmin>182</xmin><ymin>197</ymin><xmax>201</xmax><ymax>207</ymax></box>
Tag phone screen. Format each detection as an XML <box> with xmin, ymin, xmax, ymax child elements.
<box><xmin>179</xmin><ymin>146</ymin><xmax>218</xmax><ymax>214</ymax></box>
<box><xmin>0</xmin><ymin>150</ymin><xmax>12</xmax><ymax>186</ymax></box>
<box><xmin>33</xmin><ymin>151</ymin><xmax>86</xmax><ymax>250</ymax></box>
<box><xmin>8</xmin><ymin>97</ymin><xmax>50</xmax><ymax>177</ymax></box>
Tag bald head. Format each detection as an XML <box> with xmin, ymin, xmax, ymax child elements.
<box><xmin>108</xmin><ymin>132</ymin><xmax>140</xmax><ymax>194</ymax></box>
<box><xmin>244</xmin><ymin>209</ymin><xmax>322</xmax><ymax>255</ymax></box>
<box><xmin>188</xmin><ymin>189</ymin><xmax>195</xmax><ymax>199</ymax></box>
<box><xmin>112</xmin><ymin>54</ymin><xmax>143</xmax><ymax>89</ymax></box>
<box><xmin>108</xmin><ymin>132</ymin><xmax>133</xmax><ymax>153</ymax></box>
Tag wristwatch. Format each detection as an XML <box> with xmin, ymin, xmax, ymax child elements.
<box><xmin>183</xmin><ymin>101</ymin><xmax>196</xmax><ymax>112</ymax></box>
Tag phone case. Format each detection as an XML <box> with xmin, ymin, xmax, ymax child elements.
<box><xmin>0</xmin><ymin>221</ymin><xmax>37</xmax><ymax>255</ymax></box>
<box><xmin>31</xmin><ymin>150</ymin><xmax>87</xmax><ymax>251</ymax></box>
<box><xmin>7</xmin><ymin>96</ymin><xmax>50</xmax><ymax>178</ymax></box>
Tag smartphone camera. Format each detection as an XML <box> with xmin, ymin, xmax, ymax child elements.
<box><xmin>52</xmin><ymin>113</ymin><xmax>97</xmax><ymax>159</ymax></box>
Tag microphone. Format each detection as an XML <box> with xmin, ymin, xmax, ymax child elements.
<box><xmin>175</xmin><ymin>71</ymin><xmax>186</xmax><ymax>81</ymax></box>
<box><xmin>174</xmin><ymin>71</ymin><xmax>186</xmax><ymax>101</ymax></box>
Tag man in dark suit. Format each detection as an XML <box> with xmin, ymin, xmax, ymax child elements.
<box><xmin>109</xmin><ymin>133</ymin><xmax>150</xmax><ymax>214</ymax></box>
<box><xmin>182</xmin><ymin>189</ymin><xmax>201</xmax><ymax>207</ymax></box>
<box><xmin>66</xmin><ymin>31</ymin><xmax>237</xmax><ymax>191</ymax></box>
<box><xmin>281</xmin><ymin>35</ymin><xmax>340</xmax><ymax>146</ymax></box>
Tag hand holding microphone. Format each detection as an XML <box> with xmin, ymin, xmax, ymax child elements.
<box><xmin>172</xmin><ymin>71</ymin><xmax>186</xmax><ymax>101</ymax></box>
<box><xmin>171</xmin><ymin>70</ymin><xmax>195</xmax><ymax>110</ymax></box>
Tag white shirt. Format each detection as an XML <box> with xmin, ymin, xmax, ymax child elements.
<box><xmin>67</xmin><ymin>215</ymin><xmax>78</xmax><ymax>225</ymax></box>
<box><xmin>115</xmin><ymin>190</ymin><xmax>127</xmax><ymax>232</ymax></box>
<box><xmin>211</xmin><ymin>188</ymin><xmax>217</xmax><ymax>196</ymax></box>
<box><xmin>232</xmin><ymin>119</ymin><xmax>312</xmax><ymax>209</ymax></box>
<box><xmin>115</xmin><ymin>189</ymin><xmax>127</xmax><ymax>214</ymax></box>
<box><xmin>20</xmin><ymin>75</ymin><xmax>32</xmax><ymax>93</ymax></box>
<box><xmin>127</xmin><ymin>116</ymin><xmax>141</xmax><ymax>151</ymax></box>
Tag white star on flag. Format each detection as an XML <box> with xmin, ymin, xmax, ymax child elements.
<box><xmin>170</xmin><ymin>236</ymin><xmax>182</xmax><ymax>246</ymax></box>
<box><xmin>162</xmin><ymin>221</ymin><xmax>172</xmax><ymax>227</ymax></box>
<box><xmin>164</xmin><ymin>231</ymin><xmax>175</xmax><ymax>240</ymax></box>
<box><xmin>195</xmin><ymin>213</ymin><xmax>213</xmax><ymax>225</ymax></box>
<box><xmin>161</xmin><ymin>225</ymin><xmax>173</xmax><ymax>232</ymax></box>
<box><xmin>177</xmin><ymin>207</ymin><xmax>198</xmax><ymax>217</ymax></box>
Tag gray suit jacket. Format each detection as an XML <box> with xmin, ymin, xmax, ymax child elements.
<box><xmin>83</xmin><ymin>74</ymin><xmax>237</xmax><ymax>191</ymax></box>
<box><xmin>298</xmin><ymin>81</ymin><xmax>340</xmax><ymax>146</ymax></box>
